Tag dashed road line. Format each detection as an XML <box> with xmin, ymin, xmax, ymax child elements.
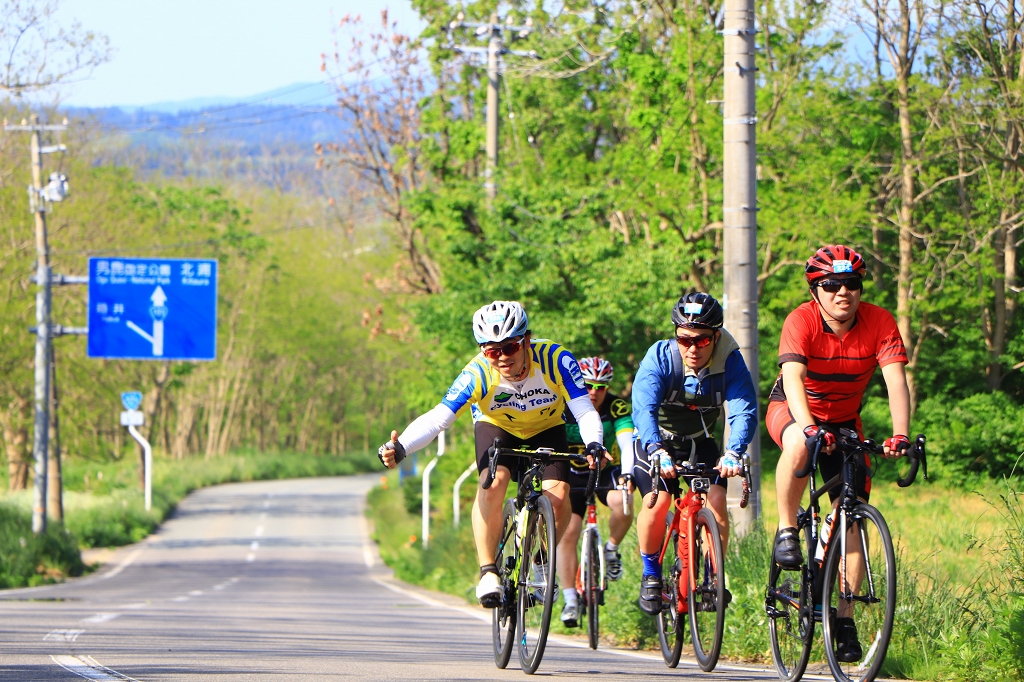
<box><xmin>52</xmin><ymin>654</ymin><xmax>139</xmax><ymax>681</ymax></box>
<box><xmin>44</xmin><ymin>629</ymin><xmax>85</xmax><ymax>642</ymax></box>
<box><xmin>81</xmin><ymin>613</ymin><xmax>119</xmax><ymax>624</ymax></box>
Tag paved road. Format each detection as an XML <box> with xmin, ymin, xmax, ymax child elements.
<box><xmin>0</xmin><ymin>475</ymin><xmax>784</xmax><ymax>680</ymax></box>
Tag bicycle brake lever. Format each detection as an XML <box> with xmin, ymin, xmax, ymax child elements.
<box><xmin>647</xmin><ymin>456</ymin><xmax>660</xmax><ymax>509</ymax></box>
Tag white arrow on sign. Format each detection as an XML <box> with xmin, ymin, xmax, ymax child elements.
<box><xmin>127</xmin><ymin>286</ymin><xmax>167</xmax><ymax>356</ymax></box>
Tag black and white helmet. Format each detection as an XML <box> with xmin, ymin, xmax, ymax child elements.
<box><xmin>473</xmin><ymin>301</ymin><xmax>529</xmax><ymax>344</ymax></box>
<box><xmin>671</xmin><ymin>292</ymin><xmax>724</xmax><ymax>329</ymax></box>
<box><xmin>578</xmin><ymin>357</ymin><xmax>614</xmax><ymax>383</ymax></box>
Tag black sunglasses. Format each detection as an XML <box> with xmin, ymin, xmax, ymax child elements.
<box><xmin>817</xmin><ymin>277</ymin><xmax>863</xmax><ymax>293</ymax></box>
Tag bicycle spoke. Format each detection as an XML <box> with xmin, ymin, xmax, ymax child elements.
<box><xmin>768</xmin><ymin>522</ymin><xmax>814</xmax><ymax>682</ymax></box>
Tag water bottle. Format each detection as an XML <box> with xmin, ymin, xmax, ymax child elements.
<box><xmin>815</xmin><ymin>513</ymin><xmax>833</xmax><ymax>565</ymax></box>
<box><xmin>659</xmin><ymin>451</ymin><xmax>674</xmax><ymax>474</ymax></box>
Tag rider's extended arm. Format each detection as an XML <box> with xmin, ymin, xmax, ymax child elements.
<box><xmin>567</xmin><ymin>396</ymin><xmax>604</xmax><ymax>446</ymax></box>
<box><xmin>880</xmin><ymin>362</ymin><xmax>911</xmax><ymax>436</ymax></box>
<box><xmin>781</xmin><ymin>361</ymin><xmax>816</xmax><ymax>430</ymax></box>
<box><xmin>630</xmin><ymin>342</ymin><xmax>670</xmax><ymax>451</ymax></box>
<box><xmin>722</xmin><ymin>350</ymin><xmax>758</xmax><ymax>454</ymax></box>
<box><xmin>616</xmin><ymin>430</ymin><xmax>635</xmax><ymax>473</ymax></box>
<box><xmin>396</xmin><ymin>404</ymin><xmax>457</xmax><ymax>453</ymax></box>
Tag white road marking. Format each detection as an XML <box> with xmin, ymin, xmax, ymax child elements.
<box><xmin>254</xmin><ymin>526</ymin><xmax>264</xmax><ymax>537</ymax></box>
<box><xmin>246</xmin><ymin>552</ymin><xmax>256</xmax><ymax>562</ymax></box>
<box><xmin>44</xmin><ymin>629</ymin><xmax>85</xmax><ymax>642</ymax></box>
<box><xmin>189</xmin><ymin>590</ymin><xmax>203</xmax><ymax>596</ymax></box>
<box><xmin>171</xmin><ymin>596</ymin><xmax>189</xmax><ymax>602</ymax></box>
<box><xmin>100</xmin><ymin>549</ymin><xmax>143</xmax><ymax>581</ymax></box>
<box><xmin>250</xmin><ymin>541</ymin><xmax>259</xmax><ymax>551</ymax></box>
<box><xmin>51</xmin><ymin>654</ymin><xmax>139</xmax><ymax>681</ymax></box>
<box><xmin>370</xmin><ymin>577</ymin><xmax>829</xmax><ymax>679</ymax></box>
<box><xmin>118</xmin><ymin>602</ymin><xmax>147</xmax><ymax>610</ymax></box>
<box><xmin>82</xmin><ymin>613</ymin><xmax>120</xmax><ymax>624</ymax></box>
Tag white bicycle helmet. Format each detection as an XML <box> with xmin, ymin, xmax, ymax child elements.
<box><xmin>578</xmin><ymin>357</ymin><xmax>614</xmax><ymax>383</ymax></box>
<box><xmin>473</xmin><ymin>301</ymin><xmax>529</xmax><ymax>344</ymax></box>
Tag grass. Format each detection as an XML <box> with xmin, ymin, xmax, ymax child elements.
<box><xmin>365</xmin><ymin>442</ymin><xmax>1023</xmax><ymax>679</ymax></box>
<box><xmin>0</xmin><ymin>449</ymin><xmax>378</xmax><ymax>585</ymax></box>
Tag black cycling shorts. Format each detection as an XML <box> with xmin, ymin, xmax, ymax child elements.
<box><xmin>474</xmin><ymin>421</ymin><xmax>570</xmax><ymax>485</ymax></box>
<box><xmin>632</xmin><ymin>438</ymin><xmax>726</xmax><ymax>498</ymax></box>
<box><xmin>813</xmin><ymin>418</ymin><xmax>872</xmax><ymax>503</ymax></box>
<box><xmin>568</xmin><ymin>465</ymin><xmax>621</xmax><ymax>517</ymax></box>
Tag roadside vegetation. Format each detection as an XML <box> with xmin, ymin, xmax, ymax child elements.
<box><xmin>367</xmin><ymin>440</ymin><xmax>1024</xmax><ymax>680</ymax></box>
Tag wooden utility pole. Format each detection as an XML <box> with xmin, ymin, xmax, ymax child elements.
<box><xmin>48</xmin><ymin>352</ymin><xmax>63</xmax><ymax>522</ymax></box>
<box><xmin>447</xmin><ymin>12</ymin><xmax>537</xmax><ymax>204</ymax></box>
<box><xmin>722</xmin><ymin>0</ymin><xmax>760</xmax><ymax>531</ymax></box>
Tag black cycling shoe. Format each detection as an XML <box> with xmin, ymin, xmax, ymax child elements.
<box><xmin>638</xmin><ymin>575</ymin><xmax>663</xmax><ymax>615</ymax></box>
<box><xmin>774</xmin><ymin>527</ymin><xmax>803</xmax><ymax>569</ymax></box>
<box><xmin>835</xmin><ymin>617</ymin><xmax>863</xmax><ymax>662</ymax></box>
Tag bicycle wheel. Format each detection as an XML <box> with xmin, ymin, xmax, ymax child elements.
<box><xmin>767</xmin><ymin>522</ymin><xmax>814</xmax><ymax>682</ymax></box>
<box><xmin>584</xmin><ymin>528</ymin><xmax>601</xmax><ymax>650</ymax></box>
<box><xmin>517</xmin><ymin>495</ymin><xmax>557</xmax><ymax>674</ymax></box>
<box><xmin>688</xmin><ymin>507</ymin><xmax>725</xmax><ymax>672</ymax></box>
<box><xmin>493</xmin><ymin>498</ymin><xmax>518</xmax><ymax>669</ymax></box>
<box><xmin>657</xmin><ymin>526</ymin><xmax>684</xmax><ymax>668</ymax></box>
<box><xmin>821</xmin><ymin>503</ymin><xmax>896</xmax><ymax>682</ymax></box>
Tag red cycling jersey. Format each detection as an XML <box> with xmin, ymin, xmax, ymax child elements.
<box><xmin>768</xmin><ymin>300</ymin><xmax>908</xmax><ymax>423</ymax></box>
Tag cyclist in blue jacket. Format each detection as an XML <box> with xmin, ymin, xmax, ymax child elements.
<box><xmin>630</xmin><ymin>293</ymin><xmax>757</xmax><ymax>615</ymax></box>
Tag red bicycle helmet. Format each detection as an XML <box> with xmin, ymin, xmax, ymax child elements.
<box><xmin>805</xmin><ymin>245</ymin><xmax>867</xmax><ymax>285</ymax></box>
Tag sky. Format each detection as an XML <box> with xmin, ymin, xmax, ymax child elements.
<box><xmin>56</xmin><ymin>0</ymin><xmax>424</xmax><ymax>108</ymax></box>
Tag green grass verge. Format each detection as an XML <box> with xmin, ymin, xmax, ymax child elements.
<box><xmin>365</xmin><ymin>442</ymin><xmax>1024</xmax><ymax>680</ymax></box>
<box><xmin>0</xmin><ymin>449</ymin><xmax>378</xmax><ymax>586</ymax></box>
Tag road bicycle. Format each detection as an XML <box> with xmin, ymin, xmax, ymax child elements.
<box><xmin>651</xmin><ymin>450</ymin><xmax>752</xmax><ymax>672</ymax></box>
<box><xmin>484</xmin><ymin>440</ymin><xmax>597</xmax><ymax>675</ymax></box>
<box><xmin>765</xmin><ymin>430</ymin><xmax>927</xmax><ymax>682</ymax></box>
<box><xmin>573</xmin><ymin>477</ymin><xmax>632</xmax><ymax>650</ymax></box>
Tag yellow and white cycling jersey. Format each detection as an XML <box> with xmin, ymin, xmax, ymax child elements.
<box><xmin>441</xmin><ymin>339</ymin><xmax>590</xmax><ymax>440</ymax></box>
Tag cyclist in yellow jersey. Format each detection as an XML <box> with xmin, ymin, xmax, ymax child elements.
<box><xmin>379</xmin><ymin>301</ymin><xmax>605</xmax><ymax>607</ymax></box>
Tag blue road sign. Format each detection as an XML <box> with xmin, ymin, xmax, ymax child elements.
<box><xmin>88</xmin><ymin>257</ymin><xmax>217</xmax><ymax>361</ymax></box>
<box><xmin>121</xmin><ymin>391</ymin><xmax>143</xmax><ymax>411</ymax></box>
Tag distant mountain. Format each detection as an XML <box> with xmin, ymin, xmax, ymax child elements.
<box><xmin>123</xmin><ymin>82</ymin><xmax>336</xmax><ymax>114</ymax></box>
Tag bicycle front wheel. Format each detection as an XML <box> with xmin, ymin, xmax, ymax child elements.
<box><xmin>657</xmin><ymin>527</ymin><xmax>684</xmax><ymax>668</ymax></box>
<box><xmin>767</xmin><ymin>523</ymin><xmax>814</xmax><ymax>682</ymax></box>
<box><xmin>821</xmin><ymin>503</ymin><xmax>896</xmax><ymax>682</ymax></box>
<box><xmin>584</xmin><ymin>527</ymin><xmax>601</xmax><ymax>649</ymax></box>
<box><xmin>688</xmin><ymin>507</ymin><xmax>725</xmax><ymax>672</ymax></box>
<box><xmin>517</xmin><ymin>495</ymin><xmax>557</xmax><ymax>674</ymax></box>
<box><xmin>493</xmin><ymin>498</ymin><xmax>518</xmax><ymax>669</ymax></box>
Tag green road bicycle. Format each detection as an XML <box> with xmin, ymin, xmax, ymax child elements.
<box><xmin>485</xmin><ymin>440</ymin><xmax>597</xmax><ymax>675</ymax></box>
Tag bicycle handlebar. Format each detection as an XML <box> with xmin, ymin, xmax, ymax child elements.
<box><xmin>481</xmin><ymin>438</ymin><xmax>599</xmax><ymax>498</ymax></box>
<box><xmin>897</xmin><ymin>434</ymin><xmax>928</xmax><ymax>487</ymax></box>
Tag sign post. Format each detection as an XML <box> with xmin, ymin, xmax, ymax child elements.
<box><xmin>120</xmin><ymin>391</ymin><xmax>152</xmax><ymax>512</ymax></box>
<box><xmin>88</xmin><ymin>257</ymin><xmax>217</xmax><ymax>361</ymax></box>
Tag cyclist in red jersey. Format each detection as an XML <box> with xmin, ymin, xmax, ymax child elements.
<box><xmin>766</xmin><ymin>245</ymin><xmax>912</xmax><ymax>662</ymax></box>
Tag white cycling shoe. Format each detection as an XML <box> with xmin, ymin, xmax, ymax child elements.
<box><xmin>476</xmin><ymin>571</ymin><xmax>502</xmax><ymax>608</ymax></box>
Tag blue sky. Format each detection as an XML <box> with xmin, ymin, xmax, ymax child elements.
<box><xmin>58</xmin><ymin>0</ymin><xmax>424</xmax><ymax>108</ymax></box>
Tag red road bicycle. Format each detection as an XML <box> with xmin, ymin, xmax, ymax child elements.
<box><xmin>653</xmin><ymin>454</ymin><xmax>752</xmax><ymax>672</ymax></box>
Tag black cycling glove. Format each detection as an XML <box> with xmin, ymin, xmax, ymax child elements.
<box><xmin>377</xmin><ymin>439</ymin><xmax>407</xmax><ymax>468</ymax></box>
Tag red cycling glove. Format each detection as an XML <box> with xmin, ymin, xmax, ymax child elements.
<box><xmin>884</xmin><ymin>434</ymin><xmax>911</xmax><ymax>454</ymax></box>
<box><xmin>803</xmin><ymin>425</ymin><xmax>835</xmax><ymax>452</ymax></box>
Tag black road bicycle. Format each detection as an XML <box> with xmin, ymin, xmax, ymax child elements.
<box><xmin>484</xmin><ymin>440</ymin><xmax>597</xmax><ymax>675</ymax></box>
<box><xmin>765</xmin><ymin>430</ymin><xmax>927</xmax><ymax>682</ymax></box>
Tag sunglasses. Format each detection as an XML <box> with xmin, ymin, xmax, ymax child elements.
<box><xmin>585</xmin><ymin>382</ymin><xmax>608</xmax><ymax>391</ymax></box>
<box><xmin>675</xmin><ymin>334</ymin><xmax>715</xmax><ymax>349</ymax></box>
<box><xmin>817</xmin><ymin>277</ymin><xmax>863</xmax><ymax>293</ymax></box>
<box><xmin>481</xmin><ymin>337</ymin><xmax>524</xmax><ymax>360</ymax></box>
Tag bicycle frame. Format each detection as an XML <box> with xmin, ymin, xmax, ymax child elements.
<box><xmin>658</xmin><ymin>481</ymin><xmax>713</xmax><ymax>614</ymax></box>
<box><xmin>576</xmin><ymin>497</ymin><xmax>606</xmax><ymax>596</ymax></box>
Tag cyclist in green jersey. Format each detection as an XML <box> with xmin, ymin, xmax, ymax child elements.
<box><xmin>556</xmin><ymin>356</ymin><xmax>637</xmax><ymax>627</ymax></box>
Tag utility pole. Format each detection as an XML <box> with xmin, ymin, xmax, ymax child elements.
<box><xmin>722</xmin><ymin>0</ymin><xmax>760</xmax><ymax>532</ymax></box>
<box><xmin>448</xmin><ymin>12</ymin><xmax>537</xmax><ymax>203</ymax></box>
<box><xmin>4</xmin><ymin>115</ymin><xmax>81</xmax><ymax>534</ymax></box>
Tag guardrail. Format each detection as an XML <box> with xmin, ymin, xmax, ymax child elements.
<box><xmin>452</xmin><ymin>461</ymin><xmax>477</xmax><ymax>528</ymax></box>
<box><xmin>421</xmin><ymin>430</ymin><xmax>446</xmax><ymax>549</ymax></box>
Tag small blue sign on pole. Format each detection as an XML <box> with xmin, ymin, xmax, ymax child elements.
<box><xmin>121</xmin><ymin>391</ymin><xmax>143</xmax><ymax>411</ymax></box>
<box><xmin>88</xmin><ymin>257</ymin><xmax>217</xmax><ymax>361</ymax></box>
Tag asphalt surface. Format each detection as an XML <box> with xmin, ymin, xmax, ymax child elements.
<box><xmin>0</xmin><ymin>475</ymin><xmax>787</xmax><ymax>680</ymax></box>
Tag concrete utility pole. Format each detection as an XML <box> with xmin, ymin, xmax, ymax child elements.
<box><xmin>4</xmin><ymin>114</ymin><xmax>80</xmax><ymax>533</ymax></box>
<box><xmin>448</xmin><ymin>12</ymin><xmax>537</xmax><ymax>203</ymax></box>
<box><xmin>722</xmin><ymin>0</ymin><xmax>760</xmax><ymax>532</ymax></box>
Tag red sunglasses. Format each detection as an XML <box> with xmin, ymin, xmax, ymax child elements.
<box><xmin>481</xmin><ymin>337</ymin><xmax>525</xmax><ymax>360</ymax></box>
<box><xmin>675</xmin><ymin>334</ymin><xmax>715</xmax><ymax>349</ymax></box>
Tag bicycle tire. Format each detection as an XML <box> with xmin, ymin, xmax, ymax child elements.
<box><xmin>688</xmin><ymin>507</ymin><xmax>725</xmax><ymax>672</ymax></box>
<box><xmin>585</xmin><ymin>527</ymin><xmax>601</xmax><ymax>649</ymax></box>
<box><xmin>517</xmin><ymin>494</ymin><xmax>557</xmax><ymax>674</ymax></box>
<box><xmin>657</xmin><ymin>526</ymin><xmax>684</xmax><ymax>668</ymax></box>
<box><xmin>767</xmin><ymin>523</ymin><xmax>814</xmax><ymax>682</ymax></box>
<box><xmin>493</xmin><ymin>498</ymin><xmax>518</xmax><ymax>669</ymax></box>
<box><xmin>821</xmin><ymin>503</ymin><xmax>896</xmax><ymax>682</ymax></box>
